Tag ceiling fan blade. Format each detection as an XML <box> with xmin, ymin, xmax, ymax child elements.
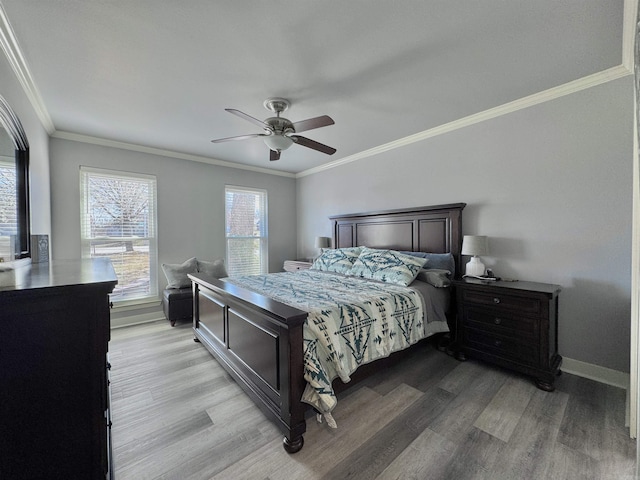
<box><xmin>291</xmin><ymin>115</ymin><xmax>334</xmax><ymax>133</ymax></box>
<box><xmin>270</xmin><ymin>149</ymin><xmax>280</xmax><ymax>161</ymax></box>
<box><xmin>211</xmin><ymin>133</ymin><xmax>266</xmax><ymax>143</ymax></box>
<box><xmin>290</xmin><ymin>135</ymin><xmax>336</xmax><ymax>155</ymax></box>
<box><xmin>225</xmin><ymin>108</ymin><xmax>270</xmax><ymax>129</ymax></box>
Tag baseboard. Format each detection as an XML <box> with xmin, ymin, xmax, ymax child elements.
<box><xmin>561</xmin><ymin>357</ymin><xmax>630</xmax><ymax>390</ymax></box>
<box><xmin>561</xmin><ymin>357</ymin><xmax>632</xmax><ymax>430</ymax></box>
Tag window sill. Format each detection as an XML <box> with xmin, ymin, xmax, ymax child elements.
<box><xmin>110</xmin><ymin>296</ymin><xmax>161</xmax><ymax>312</ymax></box>
<box><xmin>0</xmin><ymin>257</ymin><xmax>31</xmax><ymax>269</ymax></box>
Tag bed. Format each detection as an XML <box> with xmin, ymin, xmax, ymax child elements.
<box><xmin>189</xmin><ymin>203</ymin><xmax>465</xmax><ymax>453</ymax></box>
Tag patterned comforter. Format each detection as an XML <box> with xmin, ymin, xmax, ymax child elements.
<box><xmin>224</xmin><ymin>270</ymin><xmax>449</xmax><ymax>413</ymax></box>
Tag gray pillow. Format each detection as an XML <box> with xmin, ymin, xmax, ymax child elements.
<box><xmin>161</xmin><ymin>257</ymin><xmax>197</xmax><ymax>289</ymax></box>
<box><xmin>416</xmin><ymin>268</ymin><xmax>451</xmax><ymax>288</ymax></box>
<box><xmin>197</xmin><ymin>258</ymin><xmax>228</xmax><ymax>279</ymax></box>
<box><xmin>400</xmin><ymin>251</ymin><xmax>455</xmax><ymax>276</ymax></box>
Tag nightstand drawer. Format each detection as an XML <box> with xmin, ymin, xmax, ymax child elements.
<box><xmin>464</xmin><ymin>307</ymin><xmax>538</xmax><ymax>338</ymax></box>
<box><xmin>283</xmin><ymin>260</ymin><xmax>312</xmax><ymax>272</ymax></box>
<box><xmin>464</xmin><ymin>328</ymin><xmax>538</xmax><ymax>365</ymax></box>
<box><xmin>461</xmin><ymin>289</ymin><xmax>542</xmax><ymax>316</ymax></box>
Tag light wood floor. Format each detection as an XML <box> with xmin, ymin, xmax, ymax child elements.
<box><xmin>110</xmin><ymin>320</ymin><xmax>637</xmax><ymax>480</ymax></box>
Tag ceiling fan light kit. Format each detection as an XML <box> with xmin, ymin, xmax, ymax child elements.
<box><xmin>211</xmin><ymin>97</ymin><xmax>336</xmax><ymax>161</ymax></box>
<box><xmin>263</xmin><ymin>134</ymin><xmax>293</xmax><ymax>151</ymax></box>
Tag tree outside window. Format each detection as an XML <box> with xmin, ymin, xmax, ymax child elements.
<box><xmin>81</xmin><ymin>167</ymin><xmax>158</xmax><ymax>302</ymax></box>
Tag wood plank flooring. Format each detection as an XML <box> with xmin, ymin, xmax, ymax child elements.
<box><xmin>110</xmin><ymin>320</ymin><xmax>637</xmax><ymax>480</ymax></box>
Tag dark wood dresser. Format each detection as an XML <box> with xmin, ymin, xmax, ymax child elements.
<box><xmin>0</xmin><ymin>259</ymin><xmax>117</xmax><ymax>479</ymax></box>
<box><xmin>454</xmin><ymin>278</ymin><xmax>562</xmax><ymax>391</ymax></box>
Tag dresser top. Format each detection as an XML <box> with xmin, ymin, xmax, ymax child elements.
<box><xmin>0</xmin><ymin>258</ymin><xmax>118</xmax><ymax>293</ymax></box>
<box><xmin>454</xmin><ymin>278</ymin><xmax>561</xmax><ymax>295</ymax></box>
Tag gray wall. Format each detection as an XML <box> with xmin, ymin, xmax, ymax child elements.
<box><xmin>3</xmin><ymin>41</ymin><xmax>633</xmax><ymax>373</ymax></box>
<box><xmin>297</xmin><ymin>76</ymin><xmax>634</xmax><ymax>373</ymax></box>
<box><xmin>0</xmin><ymin>51</ymin><xmax>51</xmax><ymax>238</ymax></box>
<box><xmin>49</xmin><ymin>137</ymin><xmax>298</xmax><ymax>297</ymax></box>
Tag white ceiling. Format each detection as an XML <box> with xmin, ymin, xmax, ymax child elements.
<box><xmin>0</xmin><ymin>1</ymin><xmax>626</xmax><ymax>174</ymax></box>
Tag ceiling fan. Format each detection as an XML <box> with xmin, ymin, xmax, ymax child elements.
<box><xmin>211</xmin><ymin>97</ymin><xmax>336</xmax><ymax>161</ymax></box>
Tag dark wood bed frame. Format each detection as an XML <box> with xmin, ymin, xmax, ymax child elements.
<box><xmin>189</xmin><ymin>203</ymin><xmax>465</xmax><ymax>453</ymax></box>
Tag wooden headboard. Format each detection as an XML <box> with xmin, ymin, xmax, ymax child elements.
<box><xmin>329</xmin><ymin>203</ymin><xmax>466</xmax><ymax>277</ymax></box>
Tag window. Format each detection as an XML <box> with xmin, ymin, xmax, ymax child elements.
<box><xmin>0</xmin><ymin>155</ymin><xmax>16</xmax><ymax>260</ymax></box>
<box><xmin>0</xmin><ymin>94</ymin><xmax>30</xmax><ymax>261</ymax></box>
<box><xmin>81</xmin><ymin>167</ymin><xmax>158</xmax><ymax>302</ymax></box>
<box><xmin>225</xmin><ymin>185</ymin><xmax>267</xmax><ymax>276</ymax></box>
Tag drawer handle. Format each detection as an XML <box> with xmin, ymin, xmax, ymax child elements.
<box><xmin>494</xmin><ymin>340</ymin><xmax>502</xmax><ymax>347</ymax></box>
<box><xmin>493</xmin><ymin>297</ymin><xmax>501</xmax><ymax>304</ymax></box>
<box><xmin>494</xmin><ymin>318</ymin><xmax>502</xmax><ymax>325</ymax></box>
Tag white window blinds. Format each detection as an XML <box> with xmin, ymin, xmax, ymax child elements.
<box><xmin>80</xmin><ymin>166</ymin><xmax>158</xmax><ymax>302</ymax></box>
<box><xmin>0</xmin><ymin>157</ymin><xmax>16</xmax><ymax>261</ymax></box>
<box><xmin>225</xmin><ymin>186</ymin><xmax>268</xmax><ymax>276</ymax></box>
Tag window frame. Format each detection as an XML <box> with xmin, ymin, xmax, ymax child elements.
<box><xmin>0</xmin><ymin>95</ymin><xmax>30</xmax><ymax>261</ymax></box>
<box><xmin>224</xmin><ymin>185</ymin><xmax>268</xmax><ymax>277</ymax></box>
<box><xmin>0</xmin><ymin>156</ymin><xmax>17</xmax><ymax>261</ymax></box>
<box><xmin>80</xmin><ymin>166</ymin><xmax>158</xmax><ymax>304</ymax></box>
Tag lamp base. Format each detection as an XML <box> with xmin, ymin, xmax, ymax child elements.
<box><xmin>465</xmin><ymin>256</ymin><xmax>486</xmax><ymax>277</ymax></box>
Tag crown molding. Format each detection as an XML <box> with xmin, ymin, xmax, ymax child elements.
<box><xmin>0</xmin><ymin>1</ymin><xmax>634</xmax><ymax>179</ymax></box>
<box><xmin>0</xmin><ymin>3</ymin><xmax>54</xmax><ymax>134</ymax></box>
<box><xmin>622</xmin><ymin>0</ymin><xmax>638</xmax><ymax>72</ymax></box>
<box><xmin>297</xmin><ymin>64</ymin><xmax>632</xmax><ymax>179</ymax></box>
<box><xmin>51</xmin><ymin>131</ymin><xmax>296</xmax><ymax>178</ymax></box>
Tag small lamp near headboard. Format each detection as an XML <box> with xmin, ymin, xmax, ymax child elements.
<box><xmin>461</xmin><ymin>235</ymin><xmax>488</xmax><ymax>276</ymax></box>
<box><xmin>314</xmin><ymin>236</ymin><xmax>331</xmax><ymax>258</ymax></box>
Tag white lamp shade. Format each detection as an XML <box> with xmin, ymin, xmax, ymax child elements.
<box><xmin>461</xmin><ymin>235</ymin><xmax>488</xmax><ymax>256</ymax></box>
<box><xmin>314</xmin><ymin>236</ymin><xmax>330</xmax><ymax>248</ymax></box>
<box><xmin>264</xmin><ymin>135</ymin><xmax>293</xmax><ymax>151</ymax></box>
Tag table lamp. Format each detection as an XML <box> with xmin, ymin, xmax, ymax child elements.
<box><xmin>314</xmin><ymin>236</ymin><xmax>330</xmax><ymax>258</ymax></box>
<box><xmin>461</xmin><ymin>235</ymin><xmax>488</xmax><ymax>276</ymax></box>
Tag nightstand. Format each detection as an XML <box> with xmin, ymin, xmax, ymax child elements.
<box><xmin>283</xmin><ymin>260</ymin><xmax>313</xmax><ymax>272</ymax></box>
<box><xmin>453</xmin><ymin>278</ymin><xmax>562</xmax><ymax>391</ymax></box>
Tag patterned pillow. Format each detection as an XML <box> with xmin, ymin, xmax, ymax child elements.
<box><xmin>310</xmin><ymin>247</ymin><xmax>362</xmax><ymax>274</ymax></box>
<box><xmin>348</xmin><ymin>247</ymin><xmax>427</xmax><ymax>286</ymax></box>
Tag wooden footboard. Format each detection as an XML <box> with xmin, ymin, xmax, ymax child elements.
<box><xmin>189</xmin><ymin>273</ymin><xmax>309</xmax><ymax>453</ymax></box>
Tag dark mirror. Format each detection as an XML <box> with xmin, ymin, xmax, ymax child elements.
<box><xmin>0</xmin><ymin>95</ymin><xmax>30</xmax><ymax>261</ymax></box>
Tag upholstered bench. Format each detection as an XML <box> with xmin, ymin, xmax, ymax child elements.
<box><xmin>162</xmin><ymin>287</ymin><xmax>193</xmax><ymax>327</ymax></box>
<box><xmin>161</xmin><ymin>256</ymin><xmax>228</xmax><ymax>326</ymax></box>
